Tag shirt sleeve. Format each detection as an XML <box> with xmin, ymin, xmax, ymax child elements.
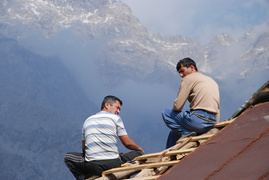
<box><xmin>116</xmin><ymin>117</ymin><xmax>128</xmax><ymax>136</ymax></box>
<box><xmin>173</xmin><ymin>78</ymin><xmax>191</xmax><ymax>111</ymax></box>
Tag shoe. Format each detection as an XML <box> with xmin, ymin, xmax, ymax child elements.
<box><xmin>180</xmin><ymin>131</ymin><xmax>197</xmax><ymax>139</ymax></box>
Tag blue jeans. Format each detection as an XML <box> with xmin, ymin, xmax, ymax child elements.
<box><xmin>162</xmin><ymin>108</ymin><xmax>216</xmax><ymax>148</ymax></box>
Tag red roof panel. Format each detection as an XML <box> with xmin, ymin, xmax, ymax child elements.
<box><xmin>159</xmin><ymin>102</ymin><xmax>269</xmax><ymax>180</ymax></box>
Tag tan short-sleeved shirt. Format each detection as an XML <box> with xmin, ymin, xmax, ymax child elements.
<box><xmin>173</xmin><ymin>72</ymin><xmax>220</xmax><ymax>121</ymax></box>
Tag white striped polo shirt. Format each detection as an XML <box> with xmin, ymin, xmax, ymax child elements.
<box><xmin>82</xmin><ymin>111</ymin><xmax>127</xmax><ymax>161</ymax></box>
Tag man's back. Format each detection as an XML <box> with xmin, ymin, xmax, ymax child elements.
<box><xmin>173</xmin><ymin>72</ymin><xmax>219</xmax><ymax>117</ymax></box>
<box><xmin>186</xmin><ymin>72</ymin><xmax>219</xmax><ymax>114</ymax></box>
<box><xmin>82</xmin><ymin>111</ymin><xmax>127</xmax><ymax>161</ymax></box>
<box><xmin>64</xmin><ymin>95</ymin><xmax>144</xmax><ymax>179</ymax></box>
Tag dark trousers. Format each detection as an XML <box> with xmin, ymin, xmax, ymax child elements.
<box><xmin>64</xmin><ymin>150</ymin><xmax>143</xmax><ymax>180</ymax></box>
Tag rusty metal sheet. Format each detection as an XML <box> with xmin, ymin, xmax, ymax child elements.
<box><xmin>211</xmin><ymin>133</ymin><xmax>269</xmax><ymax>180</ymax></box>
<box><xmin>159</xmin><ymin>102</ymin><xmax>269</xmax><ymax>180</ymax></box>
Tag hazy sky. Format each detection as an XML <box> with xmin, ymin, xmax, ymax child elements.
<box><xmin>119</xmin><ymin>0</ymin><xmax>269</xmax><ymax>44</ymax></box>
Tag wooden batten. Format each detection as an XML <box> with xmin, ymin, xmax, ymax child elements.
<box><xmin>102</xmin><ymin>161</ymin><xmax>180</xmax><ymax>176</ymax></box>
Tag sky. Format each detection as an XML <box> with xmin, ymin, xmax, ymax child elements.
<box><xmin>119</xmin><ymin>0</ymin><xmax>269</xmax><ymax>44</ymax></box>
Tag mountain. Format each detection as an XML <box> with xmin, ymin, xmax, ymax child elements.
<box><xmin>0</xmin><ymin>35</ymin><xmax>98</xmax><ymax>179</ymax></box>
<box><xmin>1</xmin><ymin>0</ymin><xmax>268</xmax><ymax>83</ymax></box>
<box><xmin>0</xmin><ymin>0</ymin><xmax>268</xmax><ymax>179</ymax></box>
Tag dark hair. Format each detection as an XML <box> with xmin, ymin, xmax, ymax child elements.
<box><xmin>176</xmin><ymin>57</ymin><xmax>198</xmax><ymax>71</ymax></box>
<box><xmin>101</xmin><ymin>95</ymin><xmax>122</xmax><ymax>110</ymax></box>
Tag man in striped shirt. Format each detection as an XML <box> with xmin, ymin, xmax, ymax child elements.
<box><xmin>64</xmin><ymin>96</ymin><xmax>144</xmax><ymax>180</ymax></box>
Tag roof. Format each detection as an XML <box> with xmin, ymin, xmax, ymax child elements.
<box><xmin>91</xmin><ymin>80</ymin><xmax>269</xmax><ymax>180</ymax></box>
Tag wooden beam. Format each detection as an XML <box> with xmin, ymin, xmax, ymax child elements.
<box><xmin>135</xmin><ymin>148</ymin><xmax>196</xmax><ymax>161</ymax></box>
<box><xmin>102</xmin><ymin>160</ymin><xmax>180</xmax><ymax>176</ymax></box>
<box><xmin>94</xmin><ymin>170</ymin><xmax>139</xmax><ymax>180</ymax></box>
<box><xmin>124</xmin><ymin>175</ymin><xmax>161</xmax><ymax>180</ymax></box>
<box><xmin>177</xmin><ymin>134</ymin><xmax>214</xmax><ymax>143</ymax></box>
<box><xmin>213</xmin><ymin>119</ymin><xmax>235</xmax><ymax>128</ymax></box>
<box><xmin>132</xmin><ymin>169</ymin><xmax>155</xmax><ymax>179</ymax></box>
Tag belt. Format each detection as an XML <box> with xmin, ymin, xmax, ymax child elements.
<box><xmin>192</xmin><ymin>112</ymin><xmax>216</xmax><ymax>123</ymax></box>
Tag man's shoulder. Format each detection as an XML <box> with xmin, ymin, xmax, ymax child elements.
<box><xmin>87</xmin><ymin>111</ymin><xmax>121</xmax><ymax>121</ymax></box>
<box><xmin>83</xmin><ymin>112</ymin><xmax>122</xmax><ymax>128</ymax></box>
<box><xmin>183</xmin><ymin>72</ymin><xmax>217</xmax><ymax>86</ymax></box>
<box><xmin>186</xmin><ymin>72</ymin><xmax>214</xmax><ymax>80</ymax></box>
<box><xmin>183</xmin><ymin>72</ymin><xmax>203</xmax><ymax>81</ymax></box>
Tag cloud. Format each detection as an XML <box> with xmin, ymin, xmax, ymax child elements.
<box><xmin>119</xmin><ymin>0</ymin><xmax>269</xmax><ymax>43</ymax></box>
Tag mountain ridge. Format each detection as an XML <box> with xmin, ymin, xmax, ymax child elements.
<box><xmin>1</xmin><ymin>0</ymin><xmax>268</xmax><ymax>84</ymax></box>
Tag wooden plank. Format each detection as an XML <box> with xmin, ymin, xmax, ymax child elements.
<box><xmin>134</xmin><ymin>152</ymin><xmax>164</xmax><ymax>160</ymax></box>
<box><xmin>158</xmin><ymin>137</ymin><xmax>192</xmax><ymax>159</ymax></box>
<box><xmin>170</xmin><ymin>136</ymin><xmax>192</xmax><ymax>150</ymax></box>
<box><xmin>102</xmin><ymin>160</ymin><xmax>180</xmax><ymax>176</ymax></box>
<box><xmin>135</xmin><ymin>148</ymin><xmax>196</xmax><ymax>161</ymax></box>
<box><xmin>125</xmin><ymin>175</ymin><xmax>161</xmax><ymax>180</ymax></box>
<box><xmin>95</xmin><ymin>170</ymin><xmax>139</xmax><ymax>180</ymax></box>
<box><xmin>131</xmin><ymin>169</ymin><xmax>154</xmax><ymax>179</ymax></box>
<box><xmin>213</xmin><ymin>119</ymin><xmax>235</xmax><ymax>128</ymax></box>
<box><xmin>177</xmin><ymin>134</ymin><xmax>214</xmax><ymax>143</ymax></box>
<box><xmin>162</xmin><ymin>148</ymin><xmax>196</xmax><ymax>156</ymax></box>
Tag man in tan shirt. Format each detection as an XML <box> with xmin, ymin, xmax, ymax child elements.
<box><xmin>162</xmin><ymin>57</ymin><xmax>220</xmax><ymax>148</ymax></box>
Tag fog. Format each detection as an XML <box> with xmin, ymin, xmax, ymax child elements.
<box><xmin>120</xmin><ymin>0</ymin><xmax>269</xmax><ymax>44</ymax></box>
<box><xmin>16</xmin><ymin>25</ymin><xmax>268</xmax><ymax>153</ymax></box>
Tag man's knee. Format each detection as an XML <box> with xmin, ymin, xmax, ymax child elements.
<box><xmin>64</xmin><ymin>152</ymin><xmax>74</xmax><ymax>168</ymax></box>
<box><xmin>64</xmin><ymin>152</ymin><xmax>71</xmax><ymax>163</ymax></box>
<box><xmin>64</xmin><ymin>152</ymin><xmax>84</xmax><ymax>165</ymax></box>
<box><xmin>119</xmin><ymin>150</ymin><xmax>143</xmax><ymax>163</ymax></box>
<box><xmin>136</xmin><ymin>150</ymin><xmax>144</xmax><ymax>156</ymax></box>
<box><xmin>161</xmin><ymin>108</ymin><xmax>171</xmax><ymax>121</ymax></box>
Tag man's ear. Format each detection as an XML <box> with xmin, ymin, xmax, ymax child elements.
<box><xmin>104</xmin><ymin>102</ymin><xmax>111</xmax><ymax>109</ymax></box>
<box><xmin>189</xmin><ymin>64</ymin><xmax>195</xmax><ymax>70</ymax></box>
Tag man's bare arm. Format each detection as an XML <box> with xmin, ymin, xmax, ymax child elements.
<box><xmin>119</xmin><ymin>135</ymin><xmax>145</xmax><ymax>154</ymax></box>
<box><xmin>82</xmin><ymin>140</ymin><xmax>86</xmax><ymax>156</ymax></box>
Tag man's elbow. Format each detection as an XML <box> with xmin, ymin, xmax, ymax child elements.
<box><xmin>123</xmin><ymin>142</ymin><xmax>134</xmax><ymax>149</ymax></box>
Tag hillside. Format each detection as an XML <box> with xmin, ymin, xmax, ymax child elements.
<box><xmin>0</xmin><ymin>35</ymin><xmax>97</xmax><ymax>179</ymax></box>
